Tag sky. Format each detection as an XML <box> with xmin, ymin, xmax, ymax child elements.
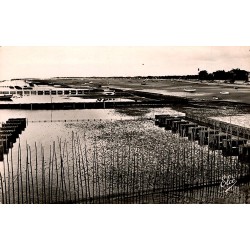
<box><xmin>0</xmin><ymin>46</ymin><xmax>250</xmax><ymax>80</ymax></box>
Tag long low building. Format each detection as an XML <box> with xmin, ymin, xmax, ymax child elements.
<box><xmin>0</xmin><ymin>84</ymin><xmax>102</xmax><ymax>96</ymax></box>
<box><xmin>0</xmin><ymin>79</ymin><xmax>106</xmax><ymax>96</ymax></box>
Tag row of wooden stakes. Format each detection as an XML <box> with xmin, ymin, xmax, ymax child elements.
<box><xmin>0</xmin><ymin>118</ymin><xmax>27</xmax><ymax>161</ymax></box>
<box><xmin>155</xmin><ymin>114</ymin><xmax>250</xmax><ymax>163</ymax></box>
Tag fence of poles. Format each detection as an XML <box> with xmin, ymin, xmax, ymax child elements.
<box><xmin>0</xmin><ymin>123</ymin><xmax>249</xmax><ymax>204</ymax></box>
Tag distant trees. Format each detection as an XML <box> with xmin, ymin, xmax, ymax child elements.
<box><xmin>87</xmin><ymin>69</ymin><xmax>249</xmax><ymax>83</ymax></box>
<box><xmin>229</xmin><ymin>68</ymin><xmax>248</xmax><ymax>82</ymax></box>
<box><xmin>198</xmin><ymin>68</ymin><xmax>248</xmax><ymax>83</ymax></box>
<box><xmin>198</xmin><ymin>70</ymin><xmax>208</xmax><ymax>81</ymax></box>
<box><xmin>213</xmin><ymin>70</ymin><xmax>227</xmax><ymax>80</ymax></box>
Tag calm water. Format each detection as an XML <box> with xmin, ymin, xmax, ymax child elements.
<box><xmin>1</xmin><ymin>108</ymin><xmax>248</xmax><ymax>172</ymax></box>
<box><xmin>0</xmin><ymin>107</ymin><xmax>184</xmax><ymax>161</ymax></box>
<box><xmin>0</xmin><ymin>95</ymin><xmax>135</xmax><ymax>104</ymax></box>
<box><xmin>0</xmin><ymin>107</ymin><xmax>248</xmax><ymax>204</ymax></box>
<box><xmin>0</xmin><ymin>107</ymin><xmax>184</xmax><ymax>122</ymax></box>
<box><xmin>0</xmin><ymin>107</ymin><xmax>185</xmax><ymax>203</ymax></box>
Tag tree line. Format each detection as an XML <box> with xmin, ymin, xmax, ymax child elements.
<box><xmin>104</xmin><ymin>68</ymin><xmax>249</xmax><ymax>82</ymax></box>
<box><xmin>198</xmin><ymin>68</ymin><xmax>249</xmax><ymax>83</ymax></box>
<box><xmin>11</xmin><ymin>69</ymin><xmax>249</xmax><ymax>83</ymax></box>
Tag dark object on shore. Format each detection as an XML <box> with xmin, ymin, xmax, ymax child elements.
<box><xmin>0</xmin><ymin>94</ymin><xmax>13</xmax><ymax>101</ymax></box>
<box><xmin>222</xmin><ymin>138</ymin><xmax>248</xmax><ymax>156</ymax></box>
<box><xmin>239</xmin><ymin>144</ymin><xmax>250</xmax><ymax>163</ymax></box>
<box><xmin>0</xmin><ymin>118</ymin><xmax>26</xmax><ymax>161</ymax></box>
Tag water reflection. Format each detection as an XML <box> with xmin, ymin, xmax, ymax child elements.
<box><xmin>1</xmin><ymin>107</ymin><xmax>249</xmax><ymax>204</ymax></box>
<box><xmin>0</xmin><ymin>107</ymin><xmax>184</xmax><ymax>123</ymax></box>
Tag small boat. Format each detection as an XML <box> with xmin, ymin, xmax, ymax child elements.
<box><xmin>184</xmin><ymin>88</ymin><xmax>196</xmax><ymax>93</ymax></box>
<box><xmin>0</xmin><ymin>94</ymin><xmax>13</xmax><ymax>100</ymax></box>
<box><xmin>220</xmin><ymin>91</ymin><xmax>230</xmax><ymax>95</ymax></box>
<box><xmin>104</xmin><ymin>92</ymin><xmax>115</xmax><ymax>96</ymax></box>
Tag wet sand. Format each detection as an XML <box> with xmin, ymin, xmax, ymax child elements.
<box><xmin>107</xmin><ymin>78</ymin><xmax>250</xmax><ymax>105</ymax></box>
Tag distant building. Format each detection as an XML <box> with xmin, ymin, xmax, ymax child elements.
<box><xmin>0</xmin><ymin>86</ymin><xmax>91</xmax><ymax>96</ymax></box>
<box><xmin>0</xmin><ymin>80</ymin><xmax>93</xmax><ymax>96</ymax></box>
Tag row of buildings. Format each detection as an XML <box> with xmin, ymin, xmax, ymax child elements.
<box><xmin>0</xmin><ymin>80</ymin><xmax>114</xmax><ymax>97</ymax></box>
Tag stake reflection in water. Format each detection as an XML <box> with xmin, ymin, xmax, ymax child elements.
<box><xmin>0</xmin><ymin>119</ymin><xmax>249</xmax><ymax>204</ymax></box>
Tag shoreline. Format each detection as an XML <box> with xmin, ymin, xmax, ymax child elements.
<box><xmin>1</xmin><ymin>90</ymin><xmax>250</xmax><ymax>113</ymax></box>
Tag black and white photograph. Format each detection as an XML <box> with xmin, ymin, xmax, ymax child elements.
<box><xmin>1</xmin><ymin>46</ymin><xmax>249</xmax><ymax>204</ymax></box>
<box><xmin>1</xmin><ymin>1</ymin><xmax>250</xmax><ymax>250</ymax></box>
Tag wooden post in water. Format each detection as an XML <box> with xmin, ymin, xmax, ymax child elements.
<box><xmin>71</xmin><ymin>134</ymin><xmax>77</xmax><ymax>203</ymax></box>
<box><xmin>3</xmin><ymin>159</ymin><xmax>8</xmax><ymax>204</ymax></box>
<box><xmin>10</xmin><ymin>148</ymin><xmax>15</xmax><ymax>204</ymax></box>
<box><xmin>29</xmin><ymin>146</ymin><xmax>35</xmax><ymax>204</ymax></box>
<box><xmin>76</xmin><ymin>135</ymin><xmax>84</xmax><ymax>203</ymax></box>
<box><xmin>0</xmin><ymin>172</ymin><xmax>4</xmax><ymax>204</ymax></box>
<box><xmin>35</xmin><ymin>142</ymin><xmax>39</xmax><ymax>204</ymax></box>
<box><xmin>0</xmin><ymin>143</ymin><xmax>3</xmax><ymax>161</ymax></box>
